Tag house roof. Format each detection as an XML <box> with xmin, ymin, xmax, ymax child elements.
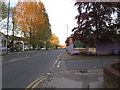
<box><xmin>0</xmin><ymin>32</ymin><xmax>7</xmax><ymax>38</ymax></box>
<box><xmin>9</xmin><ymin>35</ymin><xmax>24</xmax><ymax>41</ymax></box>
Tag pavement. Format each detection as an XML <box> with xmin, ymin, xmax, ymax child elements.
<box><xmin>39</xmin><ymin>70</ymin><xmax>103</xmax><ymax>88</ymax></box>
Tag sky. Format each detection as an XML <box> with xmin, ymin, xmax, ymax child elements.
<box><xmin>41</xmin><ymin>0</ymin><xmax>78</xmax><ymax>45</ymax></box>
<box><xmin>8</xmin><ymin>0</ymin><xmax>78</xmax><ymax>45</ymax></box>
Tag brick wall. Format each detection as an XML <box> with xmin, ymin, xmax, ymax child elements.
<box><xmin>103</xmin><ymin>62</ymin><xmax>120</xmax><ymax>88</ymax></box>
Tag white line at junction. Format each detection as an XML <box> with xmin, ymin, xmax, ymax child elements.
<box><xmin>34</xmin><ymin>54</ymin><xmax>42</xmax><ymax>56</ymax></box>
<box><xmin>9</xmin><ymin>57</ymin><xmax>29</xmax><ymax>62</ymax></box>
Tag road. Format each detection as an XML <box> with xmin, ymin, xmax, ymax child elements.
<box><xmin>2</xmin><ymin>49</ymin><xmax>63</xmax><ymax>88</ymax></box>
<box><xmin>62</xmin><ymin>53</ymin><xmax>119</xmax><ymax>71</ymax></box>
<box><xmin>2</xmin><ymin>49</ymin><xmax>119</xmax><ymax>88</ymax></box>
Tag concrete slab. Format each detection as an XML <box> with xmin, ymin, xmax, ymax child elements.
<box><xmin>89</xmin><ymin>77</ymin><xmax>103</xmax><ymax>88</ymax></box>
<box><xmin>47</xmin><ymin>76</ymin><xmax>83</xmax><ymax>88</ymax></box>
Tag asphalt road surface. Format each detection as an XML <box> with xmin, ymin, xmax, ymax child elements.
<box><xmin>62</xmin><ymin>52</ymin><xmax>119</xmax><ymax>71</ymax></box>
<box><xmin>2</xmin><ymin>49</ymin><xmax>63</xmax><ymax>88</ymax></box>
<box><xmin>2</xmin><ymin>49</ymin><xmax>119</xmax><ymax>88</ymax></box>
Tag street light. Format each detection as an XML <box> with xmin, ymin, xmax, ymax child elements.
<box><xmin>11</xmin><ymin>18</ymin><xmax>15</xmax><ymax>51</ymax></box>
<box><xmin>66</xmin><ymin>25</ymin><xmax>68</xmax><ymax>37</ymax></box>
<box><xmin>117</xmin><ymin>29</ymin><xmax>120</xmax><ymax>55</ymax></box>
<box><xmin>6</xmin><ymin>0</ymin><xmax>10</xmax><ymax>53</ymax></box>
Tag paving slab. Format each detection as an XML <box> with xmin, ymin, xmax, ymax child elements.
<box><xmin>47</xmin><ymin>76</ymin><xmax>83</xmax><ymax>88</ymax></box>
<box><xmin>38</xmin><ymin>71</ymin><xmax>103</xmax><ymax>88</ymax></box>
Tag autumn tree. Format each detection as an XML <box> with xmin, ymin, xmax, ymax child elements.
<box><xmin>36</xmin><ymin>12</ymin><xmax>52</xmax><ymax>49</ymax></box>
<box><xmin>50</xmin><ymin>34</ymin><xmax>59</xmax><ymax>49</ymax></box>
<box><xmin>73</xmin><ymin>2</ymin><xmax>120</xmax><ymax>46</ymax></box>
<box><xmin>14</xmin><ymin>1</ymin><xmax>51</xmax><ymax>49</ymax></box>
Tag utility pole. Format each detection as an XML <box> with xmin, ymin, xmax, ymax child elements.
<box><xmin>6</xmin><ymin>0</ymin><xmax>10</xmax><ymax>53</ymax></box>
<box><xmin>12</xmin><ymin>19</ymin><xmax>15</xmax><ymax>51</ymax></box>
<box><xmin>66</xmin><ymin>25</ymin><xmax>68</xmax><ymax>37</ymax></box>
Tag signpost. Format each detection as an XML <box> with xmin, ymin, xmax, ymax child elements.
<box><xmin>73</xmin><ymin>41</ymin><xmax>87</xmax><ymax>53</ymax></box>
<box><xmin>73</xmin><ymin>42</ymin><xmax>86</xmax><ymax>49</ymax></box>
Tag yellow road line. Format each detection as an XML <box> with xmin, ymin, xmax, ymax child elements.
<box><xmin>31</xmin><ymin>78</ymin><xmax>46</xmax><ymax>90</ymax></box>
<box><xmin>25</xmin><ymin>76</ymin><xmax>46</xmax><ymax>89</ymax></box>
<box><xmin>25</xmin><ymin>70</ymin><xmax>80</xmax><ymax>90</ymax></box>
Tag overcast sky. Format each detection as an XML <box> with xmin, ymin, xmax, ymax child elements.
<box><xmin>7</xmin><ymin>0</ymin><xmax>78</xmax><ymax>45</ymax></box>
<box><xmin>41</xmin><ymin>0</ymin><xmax>78</xmax><ymax>45</ymax></box>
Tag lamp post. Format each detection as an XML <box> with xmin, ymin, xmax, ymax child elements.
<box><xmin>11</xmin><ymin>19</ymin><xmax>15</xmax><ymax>51</ymax></box>
<box><xmin>6</xmin><ymin>0</ymin><xmax>10</xmax><ymax>53</ymax></box>
<box><xmin>118</xmin><ymin>30</ymin><xmax>120</xmax><ymax>55</ymax></box>
<box><xmin>66</xmin><ymin>25</ymin><xmax>68</xmax><ymax>37</ymax></box>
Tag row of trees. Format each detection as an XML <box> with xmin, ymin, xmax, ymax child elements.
<box><xmin>72</xmin><ymin>2</ymin><xmax>120</xmax><ymax>46</ymax></box>
<box><xmin>14</xmin><ymin>1</ymin><xmax>52</xmax><ymax>49</ymax></box>
<box><xmin>0</xmin><ymin>1</ymin><xmax>59</xmax><ymax>50</ymax></box>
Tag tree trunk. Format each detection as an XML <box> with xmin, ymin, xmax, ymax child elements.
<box><xmin>29</xmin><ymin>30</ymin><xmax>32</xmax><ymax>50</ymax></box>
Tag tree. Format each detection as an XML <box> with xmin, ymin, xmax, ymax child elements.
<box><xmin>36</xmin><ymin>12</ymin><xmax>52</xmax><ymax>49</ymax></box>
<box><xmin>65</xmin><ymin>37</ymin><xmax>69</xmax><ymax>46</ymax></box>
<box><xmin>10</xmin><ymin>7</ymin><xmax>19</xmax><ymax>51</ymax></box>
<box><xmin>14</xmin><ymin>1</ymin><xmax>51</xmax><ymax>49</ymax></box>
<box><xmin>0</xmin><ymin>2</ymin><xmax>8</xmax><ymax>21</ymax></box>
<box><xmin>50</xmin><ymin>34</ymin><xmax>59</xmax><ymax>45</ymax></box>
<box><xmin>73</xmin><ymin>2</ymin><xmax>120</xmax><ymax>46</ymax></box>
<box><xmin>50</xmin><ymin>34</ymin><xmax>59</xmax><ymax>49</ymax></box>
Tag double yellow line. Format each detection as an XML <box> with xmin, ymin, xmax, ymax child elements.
<box><xmin>25</xmin><ymin>75</ymin><xmax>47</xmax><ymax>90</ymax></box>
<box><xmin>25</xmin><ymin>70</ymin><xmax>80</xmax><ymax>89</ymax></box>
<box><xmin>25</xmin><ymin>54</ymin><xmax>63</xmax><ymax>90</ymax></box>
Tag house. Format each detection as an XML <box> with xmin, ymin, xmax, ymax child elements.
<box><xmin>0</xmin><ymin>32</ymin><xmax>7</xmax><ymax>38</ymax></box>
<box><xmin>8</xmin><ymin>35</ymin><xmax>25</xmax><ymax>51</ymax></box>
<box><xmin>0</xmin><ymin>32</ymin><xmax>7</xmax><ymax>54</ymax></box>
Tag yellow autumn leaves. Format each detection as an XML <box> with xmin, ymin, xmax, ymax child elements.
<box><xmin>13</xmin><ymin>1</ymin><xmax>59</xmax><ymax>48</ymax></box>
<box><xmin>50</xmin><ymin>34</ymin><xmax>59</xmax><ymax>45</ymax></box>
<box><xmin>14</xmin><ymin>1</ymin><xmax>52</xmax><ymax>47</ymax></box>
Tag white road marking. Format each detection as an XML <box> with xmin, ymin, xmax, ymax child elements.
<box><xmin>34</xmin><ymin>54</ymin><xmax>41</xmax><ymax>56</ymax></box>
<box><xmin>9</xmin><ymin>58</ymin><xmax>22</xmax><ymax>62</ymax></box>
<box><xmin>57</xmin><ymin>61</ymin><xmax>61</xmax><ymax>68</ymax></box>
<box><xmin>52</xmin><ymin>64</ymin><xmax>55</xmax><ymax>67</ymax></box>
<box><xmin>52</xmin><ymin>58</ymin><xmax>59</xmax><ymax>67</ymax></box>
<box><xmin>68</xmin><ymin>60</ymin><xmax>100</xmax><ymax>62</ymax></box>
<box><xmin>57</xmin><ymin>54</ymin><xmax>61</xmax><ymax>58</ymax></box>
<box><xmin>25</xmin><ymin>57</ymin><xmax>29</xmax><ymax>59</ymax></box>
<box><xmin>42</xmin><ymin>53</ymin><xmax>46</xmax><ymax>55</ymax></box>
<box><xmin>49</xmin><ymin>54</ymin><xmax>62</xmax><ymax>71</ymax></box>
<box><xmin>33</xmin><ymin>53</ymin><xmax>46</xmax><ymax>56</ymax></box>
<box><xmin>9</xmin><ymin>57</ymin><xmax>29</xmax><ymax>62</ymax></box>
<box><xmin>49</xmin><ymin>67</ymin><xmax>52</xmax><ymax>71</ymax></box>
<box><xmin>55</xmin><ymin>58</ymin><xmax>59</xmax><ymax>64</ymax></box>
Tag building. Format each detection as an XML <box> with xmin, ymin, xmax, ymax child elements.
<box><xmin>65</xmin><ymin>34</ymin><xmax>96</xmax><ymax>55</ymax></box>
<box><xmin>8</xmin><ymin>35</ymin><xmax>26</xmax><ymax>51</ymax></box>
<box><xmin>96</xmin><ymin>41</ymin><xmax>120</xmax><ymax>55</ymax></box>
<box><xmin>0</xmin><ymin>32</ymin><xmax>7</xmax><ymax>54</ymax></box>
<box><xmin>65</xmin><ymin>34</ymin><xmax>80</xmax><ymax>55</ymax></box>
